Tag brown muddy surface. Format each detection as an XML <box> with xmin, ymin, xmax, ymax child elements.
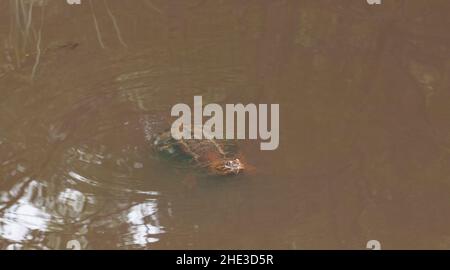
<box><xmin>1</xmin><ymin>0</ymin><xmax>450</xmax><ymax>249</ymax></box>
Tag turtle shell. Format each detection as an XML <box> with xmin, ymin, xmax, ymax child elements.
<box><xmin>153</xmin><ymin>127</ymin><xmax>244</xmax><ymax>176</ymax></box>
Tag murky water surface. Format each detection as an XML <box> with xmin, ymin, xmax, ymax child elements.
<box><xmin>1</xmin><ymin>0</ymin><xmax>450</xmax><ymax>249</ymax></box>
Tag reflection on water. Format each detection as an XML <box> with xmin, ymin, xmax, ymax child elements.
<box><xmin>0</xmin><ymin>172</ymin><xmax>165</xmax><ymax>249</ymax></box>
<box><xmin>0</xmin><ymin>175</ymin><xmax>166</xmax><ymax>249</ymax></box>
<box><xmin>1</xmin><ymin>0</ymin><xmax>450</xmax><ymax>249</ymax></box>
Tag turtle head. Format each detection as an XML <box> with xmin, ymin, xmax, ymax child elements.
<box><xmin>212</xmin><ymin>158</ymin><xmax>245</xmax><ymax>176</ymax></box>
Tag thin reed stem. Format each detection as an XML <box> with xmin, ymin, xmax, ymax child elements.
<box><xmin>89</xmin><ymin>0</ymin><xmax>106</xmax><ymax>49</ymax></box>
<box><xmin>31</xmin><ymin>5</ymin><xmax>44</xmax><ymax>80</ymax></box>
<box><xmin>103</xmin><ymin>0</ymin><xmax>128</xmax><ymax>48</ymax></box>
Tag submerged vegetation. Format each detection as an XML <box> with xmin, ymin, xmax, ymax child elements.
<box><xmin>0</xmin><ymin>0</ymin><xmax>129</xmax><ymax>80</ymax></box>
<box><xmin>0</xmin><ymin>0</ymin><xmax>54</xmax><ymax>81</ymax></box>
<box><xmin>2</xmin><ymin>0</ymin><xmax>46</xmax><ymax>78</ymax></box>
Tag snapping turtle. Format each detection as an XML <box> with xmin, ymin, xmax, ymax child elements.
<box><xmin>153</xmin><ymin>127</ymin><xmax>245</xmax><ymax>176</ymax></box>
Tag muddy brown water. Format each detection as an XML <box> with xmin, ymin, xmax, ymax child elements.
<box><xmin>1</xmin><ymin>0</ymin><xmax>450</xmax><ymax>249</ymax></box>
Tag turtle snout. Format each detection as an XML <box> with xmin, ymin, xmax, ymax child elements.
<box><xmin>223</xmin><ymin>159</ymin><xmax>244</xmax><ymax>175</ymax></box>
